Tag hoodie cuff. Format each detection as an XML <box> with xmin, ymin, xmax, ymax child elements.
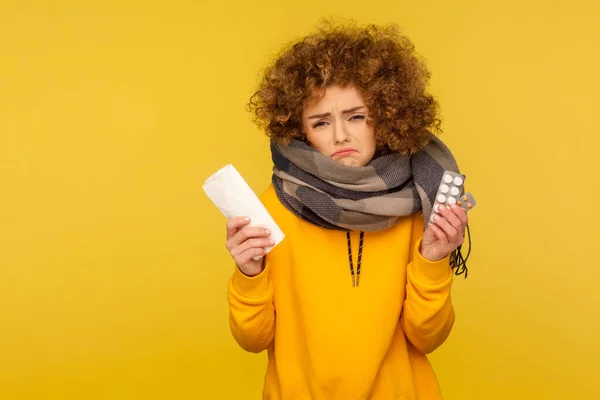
<box><xmin>410</xmin><ymin>238</ymin><xmax>452</xmax><ymax>284</ymax></box>
<box><xmin>231</xmin><ymin>265</ymin><xmax>270</xmax><ymax>299</ymax></box>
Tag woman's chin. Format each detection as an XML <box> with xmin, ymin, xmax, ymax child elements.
<box><xmin>336</xmin><ymin>158</ymin><xmax>366</xmax><ymax>167</ymax></box>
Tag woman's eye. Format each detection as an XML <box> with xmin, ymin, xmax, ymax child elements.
<box><xmin>349</xmin><ymin>114</ymin><xmax>365</xmax><ymax>121</ymax></box>
<box><xmin>312</xmin><ymin>121</ymin><xmax>327</xmax><ymax>128</ymax></box>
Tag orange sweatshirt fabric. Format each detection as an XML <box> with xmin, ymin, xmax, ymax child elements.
<box><xmin>227</xmin><ymin>185</ymin><xmax>455</xmax><ymax>400</ymax></box>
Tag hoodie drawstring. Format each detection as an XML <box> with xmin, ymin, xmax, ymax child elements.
<box><xmin>346</xmin><ymin>231</ymin><xmax>364</xmax><ymax>287</ymax></box>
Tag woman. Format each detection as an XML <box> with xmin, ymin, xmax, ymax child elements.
<box><xmin>225</xmin><ymin>22</ymin><xmax>469</xmax><ymax>399</ymax></box>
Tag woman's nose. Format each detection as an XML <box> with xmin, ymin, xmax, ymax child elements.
<box><xmin>333</xmin><ymin>119</ymin><xmax>349</xmax><ymax>143</ymax></box>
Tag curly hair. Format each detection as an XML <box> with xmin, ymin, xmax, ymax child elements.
<box><xmin>246</xmin><ymin>21</ymin><xmax>443</xmax><ymax>155</ymax></box>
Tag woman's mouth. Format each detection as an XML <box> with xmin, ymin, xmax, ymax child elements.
<box><xmin>332</xmin><ymin>148</ymin><xmax>357</xmax><ymax>157</ymax></box>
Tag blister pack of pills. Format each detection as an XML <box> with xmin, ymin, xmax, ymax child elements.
<box><xmin>430</xmin><ymin>171</ymin><xmax>477</xmax><ymax>224</ymax></box>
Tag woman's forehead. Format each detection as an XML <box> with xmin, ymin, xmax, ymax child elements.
<box><xmin>303</xmin><ymin>85</ymin><xmax>366</xmax><ymax>113</ymax></box>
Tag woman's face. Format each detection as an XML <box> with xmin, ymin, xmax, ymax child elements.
<box><xmin>301</xmin><ymin>85</ymin><xmax>376</xmax><ymax>167</ymax></box>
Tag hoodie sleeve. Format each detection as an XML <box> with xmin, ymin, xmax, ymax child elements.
<box><xmin>400</xmin><ymin>212</ymin><xmax>456</xmax><ymax>354</ymax></box>
<box><xmin>227</xmin><ymin>259</ymin><xmax>276</xmax><ymax>353</ymax></box>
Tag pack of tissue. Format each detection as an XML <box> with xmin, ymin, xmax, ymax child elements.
<box><xmin>202</xmin><ymin>164</ymin><xmax>285</xmax><ymax>259</ymax></box>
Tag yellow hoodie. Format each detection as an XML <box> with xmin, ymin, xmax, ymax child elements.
<box><xmin>227</xmin><ymin>185</ymin><xmax>455</xmax><ymax>400</ymax></box>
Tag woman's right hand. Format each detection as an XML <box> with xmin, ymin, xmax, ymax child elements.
<box><xmin>226</xmin><ymin>216</ymin><xmax>274</xmax><ymax>277</ymax></box>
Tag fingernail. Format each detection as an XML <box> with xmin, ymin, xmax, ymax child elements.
<box><xmin>434</xmin><ymin>215</ymin><xmax>440</xmax><ymax>221</ymax></box>
<box><xmin>439</xmin><ymin>205</ymin><xmax>445</xmax><ymax>211</ymax></box>
<box><xmin>269</xmin><ymin>240</ymin><xmax>275</xmax><ymax>245</ymax></box>
<box><xmin>265</xmin><ymin>229</ymin><xmax>271</xmax><ymax>235</ymax></box>
<box><xmin>243</xmin><ymin>217</ymin><xmax>250</xmax><ymax>222</ymax></box>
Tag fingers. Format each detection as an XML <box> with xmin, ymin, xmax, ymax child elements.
<box><xmin>426</xmin><ymin>221</ymin><xmax>447</xmax><ymax>242</ymax></box>
<box><xmin>437</xmin><ymin>205</ymin><xmax>461</xmax><ymax>230</ymax></box>
<box><xmin>234</xmin><ymin>247</ymin><xmax>267</xmax><ymax>268</ymax></box>
<box><xmin>450</xmin><ymin>204</ymin><xmax>468</xmax><ymax>226</ymax></box>
<box><xmin>231</xmin><ymin>236</ymin><xmax>275</xmax><ymax>257</ymax></box>
<box><xmin>225</xmin><ymin>217</ymin><xmax>272</xmax><ymax>254</ymax></box>
<box><xmin>224</xmin><ymin>217</ymin><xmax>271</xmax><ymax>276</ymax></box>
<box><xmin>437</xmin><ymin>205</ymin><xmax>467</xmax><ymax>241</ymax></box>
<box><xmin>432</xmin><ymin>208</ymin><xmax>459</xmax><ymax>244</ymax></box>
<box><xmin>226</xmin><ymin>216</ymin><xmax>250</xmax><ymax>239</ymax></box>
<box><xmin>422</xmin><ymin>204</ymin><xmax>469</xmax><ymax>261</ymax></box>
<box><xmin>231</xmin><ymin>226</ymin><xmax>271</xmax><ymax>247</ymax></box>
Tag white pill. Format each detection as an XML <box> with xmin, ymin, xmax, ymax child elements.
<box><xmin>450</xmin><ymin>186</ymin><xmax>460</xmax><ymax>196</ymax></box>
<box><xmin>448</xmin><ymin>196</ymin><xmax>456</xmax><ymax>205</ymax></box>
<box><xmin>437</xmin><ymin>194</ymin><xmax>446</xmax><ymax>203</ymax></box>
<box><xmin>440</xmin><ymin>184</ymin><xmax>449</xmax><ymax>193</ymax></box>
<box><xmin>443</xmin><ymin>174</ymin><xmax>453</xmax><ymax>183</ymax></box>
<box><xmin>453</xmin><ymin>176</ymin><xmax>464</xmax><ymax>186</ymax></box>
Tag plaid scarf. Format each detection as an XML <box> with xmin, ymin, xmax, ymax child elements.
<box><xmin>270</xmin><ymin>135</ymin><xmax>460</xmax><ymax>232</ymax></box>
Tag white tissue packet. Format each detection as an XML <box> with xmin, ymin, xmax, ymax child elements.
<box><xmin>202</xmin><ymin>164</ymin><xmax>285</xmax><ymax>260</ymax></box>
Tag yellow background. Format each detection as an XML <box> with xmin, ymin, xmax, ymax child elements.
<box><xmin>1</xmin><ymin>1</ymin><xmax>599</xmax><ymax>399</ymax></box>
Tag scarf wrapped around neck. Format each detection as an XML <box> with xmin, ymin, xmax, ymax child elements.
<box><xmin>271</xmin><ymin>134</ymin><xmax>462</xmax><ymax>231</ymax></box>
<box><xmin>270</xmin><ymin>134</ymin><xmax>470</xmax><ymax>277</ymax></box>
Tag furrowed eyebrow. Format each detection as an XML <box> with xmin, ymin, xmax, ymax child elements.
<box><xmin>307</xmin><ymin>105</ymin><xmax>365</xmax><ymax>120</ymax></box>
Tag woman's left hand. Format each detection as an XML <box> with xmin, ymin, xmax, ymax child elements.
<box><xmin>420</xmin><ymin>204</ymin><xmax>468</xmax><ymax>262</ymax></box>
